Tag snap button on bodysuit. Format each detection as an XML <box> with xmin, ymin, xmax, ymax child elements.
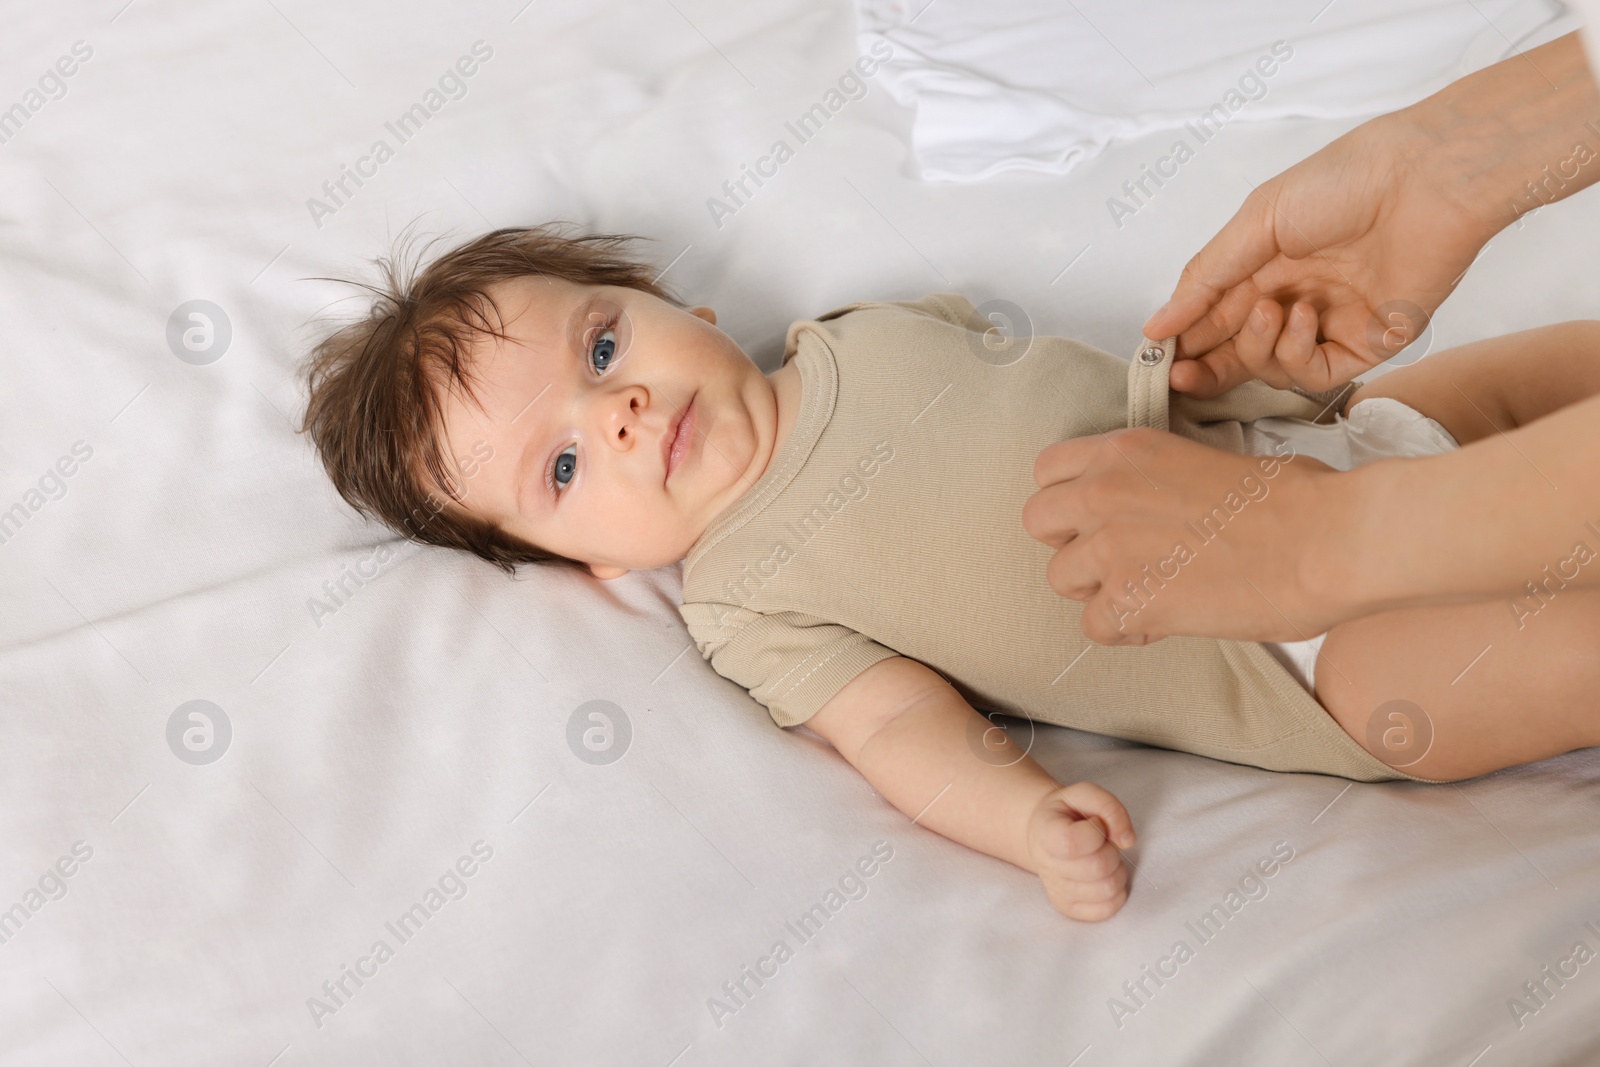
<box><xmin>1138</xmin><ymin>345</ymin><xmax>1164</xmax><ymax>365</ymax></box>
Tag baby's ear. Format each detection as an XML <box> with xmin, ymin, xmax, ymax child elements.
<box><xmin>688</xmin><ymin>305</ymin><xmax>717</xmax><ymax>326</ymax></box>
<box><xmin>588</xmin><ymin>562</ymin><xmax>629</xmax><ymax>580</ymax></box>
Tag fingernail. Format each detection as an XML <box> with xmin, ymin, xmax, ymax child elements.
<box><xmin>1145</xmin><ymin>301</ymin><xmax>1172</xmax><ymax>330</ymax></box>
<box><xmin>1249</xmin><ymin>307</ymin><xmax>1268</xmax><ymax>334</ymax></box>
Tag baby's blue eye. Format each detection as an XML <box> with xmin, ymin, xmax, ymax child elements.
<box><xmin>551</xmin><ymin>318</ymin><xmax>617</xmax><ymax>495</ymax></box>
<box><xmin>590</xmin><ymin>328</ymin><xmax>617</xmax><ymax>372</ymax></box>
<box><xmin>553</xmin><ymin>444</ymin><xmax>577</xmax><ymax>489</ymax></box>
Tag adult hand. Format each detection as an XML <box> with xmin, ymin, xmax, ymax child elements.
<box><xmin>1022</xmin><ymin>427</ymin><xmax>1354</xmax><ymax>644</ymax></box>
<box><xmin>1025</xmin><ymin>32</ymin><xmax>1600</xmax><ymax>646</ymax></box>
<box><xmin>1143</xmin><ymin>110</ymin><xmax>1492</xmax><ymax>399</ymax></box>
<box><xmin>1146</xmin><ymin>31</ymin><xmax>1599</xmax><ymax>399</ymax></box>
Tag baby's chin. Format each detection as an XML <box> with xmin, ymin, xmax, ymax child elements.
<box><xmin>590</xmin><ymin>543</ymin><xmax>698</xmax><ymax>576</ymax></box>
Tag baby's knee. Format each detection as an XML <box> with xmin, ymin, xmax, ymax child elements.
<box><xmin>1313</xmin><ymin>643</ymin><xmax>1484</xmax><ymax>782</ymax></box>
<box><xmin>1317</xmin><ymin>681</ymin><xmax>1448</xmax><ymax>777</ymax></box>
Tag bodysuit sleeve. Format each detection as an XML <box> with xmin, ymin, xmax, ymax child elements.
<box><xmin>677</xmin><ymin>602</ymin><xmax>901</xmax><ymax>728</ymax></box>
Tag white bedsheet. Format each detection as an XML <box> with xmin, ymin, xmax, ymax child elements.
<box><xmin>856</xmin><ymin>0</ymin><xmax>1578</xmax><ymax>180</ymax></box>
<box><xmin>2</xmin><ymin>1</ymin><xmax>1599</xmax><ymax>1064</ymax></box>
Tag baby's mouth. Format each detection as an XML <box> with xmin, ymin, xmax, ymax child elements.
<box><xmin>664</xmin><ymin>393</ymin><xmax>697</xmax><ymax>485</ymax></box>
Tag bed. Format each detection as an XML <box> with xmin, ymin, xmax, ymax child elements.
<box><xmin>3</xmin><ymin>1</ymin><xmax>1598</xmax><ymax>1063</ymax></box>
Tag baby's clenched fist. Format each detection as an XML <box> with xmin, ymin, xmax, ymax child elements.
<box><xmin>1026</xmin><ymin>782</ymin><xmax>1136</xmax><ymax>921</ymax></box>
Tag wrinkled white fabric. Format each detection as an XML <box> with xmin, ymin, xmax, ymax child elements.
<box><xmin>855</xmin><ymin>0</ymin><xmax>1578</xmax><ymax>180</ymax></box>
<box><xmin>3</xmin><ymin>2</ymin><xmax>1600</xmax><ymax>1064</ymax></box>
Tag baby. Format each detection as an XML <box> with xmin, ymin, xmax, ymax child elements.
<box><xmin>301</xmin><ymin>225</ymin><xmax>1600</xmax><ymax>921</ymax></box>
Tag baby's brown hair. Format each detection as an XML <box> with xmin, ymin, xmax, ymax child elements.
<box><xmin>299</xmin><ymin>223</ymin><xmax>680</xmax><ymax>573</ymax></box>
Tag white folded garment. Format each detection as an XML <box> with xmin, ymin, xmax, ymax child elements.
<box><xmin>855</xmin><ymin>0</ymin><xmax>1576</xmax><ymax>180</ymax></box>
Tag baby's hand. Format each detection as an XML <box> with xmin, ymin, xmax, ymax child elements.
<box><xmin>1026</xmin><ymin>782</ymin><xmax>1136</xmax><ymax>921</ymax></box>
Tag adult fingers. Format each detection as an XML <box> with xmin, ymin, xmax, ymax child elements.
<box><xmin>1043</xmin><ymin>535</ymin><xmax>1101</xmax><ymax>600</ymax></box>
<box><xmin>1167</xmin><ymin>289</ymin><xmax>1284</xmax><ymax>397</ymax></box>
<box><xmin>1272</xmin><ymin>302</ymin><xmax>1378</xmax><ymax>395</ymax></box>
<box><xmin>1271</xmin><ymin>301</ymin><xmax>1319</xmax><ymax>381</ymax></box>
<box><xmin>1175</xmin><ymin>300</ymin><xmax>1355</xmax><ymax>397</ymax></box>
<box><xmin>1026</xmin><ymin>435</ymin><xmax>1120</xmax><ymax>546</ymax></box>
<box><xmin>1142</xmin><ymin>188</ymin><xmax>1283</xmax><ymax>340</ymax></box>
<box><xmin>1168</xmin><ymin>341</ymin><xmax>1246</xmax><ymax>398</ymax></box>
<box><xmin>1310</xmin><ymin>337</ymin><xmax>1372</xmax><ymax>392</ymax></box>
<box><xmin>1024</xmin><ymin>484</ymin><xmax>1085</xmax><ymax>550</ymax></box>
<box><xmin>1032</xmin><ymin>435</ymin><xmax>1100</xmax><ymax>489</ymax></box>
<box><xmin>1233</xmin><ymin>298</ymin><xmax>1294</xmax><ymax>390</ymax></box>
<box><xmin>1170</xmin><ymin>280</ymin><xmax>1265</xmax><ymax>359</ymax></box>
<box><xmin>1076</xmin><ymin>582</ymin><xmax>1156</xmax><ymax>646</ymax></box>
<box><xmin>1308</xmin><ymin>300</ymin><xmax>1390</xmax><ymax>388</ymax></box>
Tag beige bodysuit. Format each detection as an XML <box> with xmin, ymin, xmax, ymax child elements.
<box><xmin>678</xmin><ymin>293</ymin><xmax>1442</xmax><ymax>783</ymax></box>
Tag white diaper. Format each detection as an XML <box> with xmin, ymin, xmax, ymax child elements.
<box><xmin>1238</xmin><ymin>397</ymin><xmax>1461</xmax><ymax>694</ymax></box>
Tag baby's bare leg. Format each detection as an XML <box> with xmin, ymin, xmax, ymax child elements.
<box><xmin>1343</xmin><ymin>320</ymin><xmax>1600</xmax><ymax>446</ymax></box>
<box><xmin>1314</xmin><ymin>587</ymin><xmax>1600</xmax><ymax>781</ymax></box>
<box><xmin>1311</xmin><ymin>322</ymin><xmax>1600</xmax><ymax>779</ymax></box>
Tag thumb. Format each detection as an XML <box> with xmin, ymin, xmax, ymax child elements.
<box><xmin>1057</xmin><ymin>782</ymin><xmax>1137</xmax><ymax>849</ymax></box>
<box><xmin>1143</xmin><ymin>187</ymin><xmax>1281</xmax><ymax>340</ymax></box>
<box><xmin>1168</xmin><ymin>340</ymin><xmax>1253</xmax><ymax>399</ymax></box>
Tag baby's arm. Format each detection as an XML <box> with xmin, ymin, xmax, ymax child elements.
<box><xmin>803</xmin><ymin>655</ymin><xmax>1136</xmax><ymax>921</ymax></box>
<box><xmin>1343</xmin><ymin>320</ymin><xmax>1600</xmax><ymax>445</ymax></box>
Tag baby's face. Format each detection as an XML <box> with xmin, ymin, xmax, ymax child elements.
<box><xmin>436</xmin><ymin>276</ymin><xmax>780</xmax><ymax>576</ymax></box>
